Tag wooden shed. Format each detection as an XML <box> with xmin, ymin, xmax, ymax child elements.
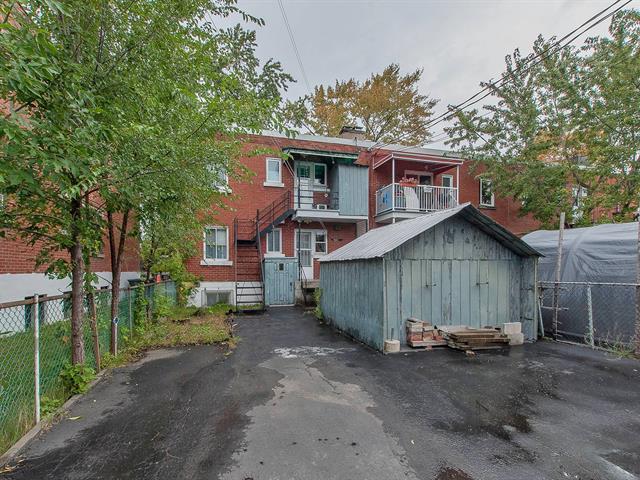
<box><xmin>319</xmin><ymin>203</ymin><xmax>541</xmax><ymax>351</ymax></box>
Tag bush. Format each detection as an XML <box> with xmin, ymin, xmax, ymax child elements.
<box><xmin>313</xmin><ymin>288</ymin><xmax>323</xmax><ymax>320</ymax></box>
<box><xmin>59</xmin><ymin>363</ymin><xmax>96</xmax><ymax>395</ymax></box>
<box><xmin>153</xmin><ymin>293</ymin><xmax>174</xmax><ymax>319</ymax></box>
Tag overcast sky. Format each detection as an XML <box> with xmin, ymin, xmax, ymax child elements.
<box><xmin>228</xmin><ymin>0</ymin><xmax>619</xmax><ymax>148</ymax></box>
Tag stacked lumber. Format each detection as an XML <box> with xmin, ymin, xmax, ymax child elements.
<box><xmin>406</xmin><ymin>318</ymin><xmax>447</xmax><ymax>348</ymax></box>
<box><xmin>443</xmin><ymin>328</ymin><xmax>510</xmax><ymax>351</ymax></box>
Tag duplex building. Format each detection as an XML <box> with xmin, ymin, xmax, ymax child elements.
<box><xmin>186</xmin><ymin>129</ymin><xmax>539</xmax><ymax>308</ymax></box>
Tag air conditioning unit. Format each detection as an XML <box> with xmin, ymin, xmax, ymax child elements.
<box><xmin>315</xmin><ymin>204</ymin><xmax>328</xmax><ymax>210</ymax></box>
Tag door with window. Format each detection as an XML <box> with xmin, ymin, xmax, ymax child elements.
<box><xmin>295</xmin><ymin>230</ymin><xmax>327</xmax><ymax>280</ymax></box>
<box><xmin>295</xmin><ymin>162</ymin><xmax>313</xmax><ymax>209</ymax></box>
<box><xmin>264</xmin><ymin>258</ymin><xmax>297</xmax><ymax>306</ymax></box>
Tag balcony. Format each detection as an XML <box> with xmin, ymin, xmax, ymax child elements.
<box><xmin>375</xmin><ymin>183</ymin><xmax>458</xmax><ymax>222</ymax></box>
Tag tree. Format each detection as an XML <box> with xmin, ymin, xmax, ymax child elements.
<box><xmin>447</xmin><ymin>10</ymin><xmax>640</xmax><ymax>227</ymax></box>
<box><xmin>284</xmin><ymin>64</ymin><xmax>438</xmax><ymax>145</ymax></box>
<box><xmin>0</xmin><ymin>1</ymin><xmax>290</xmax><ymax>362</ymax></box>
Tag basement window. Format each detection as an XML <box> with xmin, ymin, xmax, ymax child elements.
<box><xmin>205</xmin><ymin>290</ymin><xmax>232</xmax><ymax>306</ymax></box>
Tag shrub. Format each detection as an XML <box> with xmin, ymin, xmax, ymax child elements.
<box><xmin>60</xmin><ymin>363</ymin><xmax>96</xmax><ymax>395</ymax></box>
<box><xmin>313</xmin><ymin>288</ymin><xmax>323</xmax><ymax>320</ymax></box>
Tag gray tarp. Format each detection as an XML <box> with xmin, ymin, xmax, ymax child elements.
<box><xmin>523</xmin><ymin>222</ymin><xmax>638</xmax><ymax>344</ymax></box>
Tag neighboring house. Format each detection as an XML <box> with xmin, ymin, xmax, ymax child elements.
<box><xmin>186</xmin><ymin>129</ymin><xmax>540</xmax><ymax>308</ymax></box>
<box><xmin>0</xmin><ymin>226</ymin><xmax>140</xmax><ymax>303</ymax></box>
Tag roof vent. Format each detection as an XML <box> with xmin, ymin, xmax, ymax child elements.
<box><xmin>339</xmin><ymin>125</ymin><xmax>366</xmax><ymax>141</ymax></box>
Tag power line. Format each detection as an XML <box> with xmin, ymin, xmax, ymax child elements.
<box><xmin>277</xmin><ymin>0</ymin><xmax>312</xmax><ymax>94</ymax></box>
<box><xmin>370</xmin><ymin>0</ymin><xmax>633</xmax><ymax>152</ymax></box>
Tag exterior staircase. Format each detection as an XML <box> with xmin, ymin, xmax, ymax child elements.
<box><xmin>233</xmin><ymin>191</ymin><xmax>293</xmax><ymax>310</ymax></box>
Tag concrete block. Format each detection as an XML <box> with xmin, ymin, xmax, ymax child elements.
<box><xmin>508</xmin><ymin>332</ymin><xmax>524</xmax><ymax>346</ymax></box>
<box><xmin>501</xmin><ymin>322</ymin><xmax>522</xmax><ymax>335</ymax></box>
<box><xmin>384</xmin><ymin>339</ymin><xmax>400</xmax><ymax>354</ymax></box>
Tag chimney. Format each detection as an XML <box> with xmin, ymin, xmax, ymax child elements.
<box><xmin>339</xmin><ymin>125</ymin><xmax>366</xmax><ymax>141</ymax></box>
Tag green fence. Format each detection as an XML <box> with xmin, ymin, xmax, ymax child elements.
<box><xmin>0</xmin><ymin>281</ymin><xmax>176</xmax><ymax>454</ymax></box>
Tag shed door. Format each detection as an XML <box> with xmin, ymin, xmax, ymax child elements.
<box><xmin>388</xmin><ymin>259</ymin><xmax>512</xmax><ymax>340</ymax></box>
<box><xmin>264</xmin><ymin>260</ymin><xmax>296</xmax><ymax>306</ymax></box>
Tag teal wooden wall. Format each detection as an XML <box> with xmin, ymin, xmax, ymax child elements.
<box><xmin>336</xmin><ymin>164</ymin><xmax>368</xmax><ymax>216</ymax></box>
<box><xmin>320</xmin><ymin>258</ymin><xmax>385</xmax><ymax>350</ymax></box>
<box><xmin>383</xmin><ymin>216</ymin><xmax>537</xmax><ymax>344</ymax></box>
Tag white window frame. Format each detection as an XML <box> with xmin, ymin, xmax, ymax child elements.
<box><xmin>264</xmin><ymin>157</ymin><xmax>284</xmax><ymax>187</ymax></box>
<box><xmin>209</xmin><ymin>164</ymin><xmax>230</xmax><ymax>193</ymax></box>
<box><xmin>265</xmin><ymin>228</ymin><xmax>284</xmax><ymax>257</ymax></box>
<box><xmin>441</xmin><ymin>174</ymin><xmax>454</xmax><ymax>188</ymax></box>
<box><xmin>479</xmin><ymin>178</ymin><xmax>495</xmax><ymax>208</ymax></box>
<box><xmin>314</xmin><ymin>231</ymin><xmax>328</xmax><ymax>256</ymax></box>
<box><xmin>294</xmin><ymin>229</ymin><xmax>328</xmax><ymax>258</ymax></box>
<box><xmin>201</xmin><ymin>226</ymin><xmax>232</xmax><ymax>266</ymax></box>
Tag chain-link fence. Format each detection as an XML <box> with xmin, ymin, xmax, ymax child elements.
<box><xmin>539</xmin><ymin>281</ymin><xmax>638</xmax><ymax>349</ymax></box>
<box><xmin>0</xmin><ymin>280</ymin><xmax>176</xmax><ymax>454</ymax></box>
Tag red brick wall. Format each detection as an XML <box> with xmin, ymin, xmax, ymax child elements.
<box><xmin>0</xmin><ymin>228</ymin><xmax>139</xmax><ymax>274</ymax></box>
<box><xmin>364</xmin><ymin>150</ymin><xmax>540</xmax><ymax>235</ymax></box>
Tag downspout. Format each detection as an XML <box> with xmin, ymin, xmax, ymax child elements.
<box><xmin>382</xmin><ymin>257</ymin><xmax>388</xmax><ymax>350</ymax></box>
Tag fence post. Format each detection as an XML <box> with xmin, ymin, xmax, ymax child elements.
<box><xmin>552</xmin><ymin>212</ymin><xmax>565</xmax><ymax>341</ymax></box>
<box><xmin>33</xmin><ymin>294</ymin><xmax>40</xmax><ymax>424</ymax></box>
<box><xmin>128</xmin><ymin>287</ymin><xmax>133</xmax><ymax>333</ymax></box>
<box><xmin>88</xmin><ymin>292</ymin><xmax>101</xmax><ymax>372</ymax></box>
<box><xmin>587</xmin><ymin>284</ymin><xmax>594</xmax><ymax>348</ymax></box>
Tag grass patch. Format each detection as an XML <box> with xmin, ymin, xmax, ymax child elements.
<box><xmin>96</xmin><ymin>304</ymin><xmax>233</xmax><ymax>369</ymax></box>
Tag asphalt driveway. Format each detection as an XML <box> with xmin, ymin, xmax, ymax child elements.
<box><xmin>2</xmin><ymin>307</ymin><xmax>639</xmax><ymax>480</ymax></box>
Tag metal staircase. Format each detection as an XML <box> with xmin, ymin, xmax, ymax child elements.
<box><xmin>233</xmin><ymin>191</ymin><xmax>293</xmax><ymax>310</ymax></box>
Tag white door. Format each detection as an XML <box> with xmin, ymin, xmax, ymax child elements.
<box><xmin>297</xmin><ymin>231</ymin><xmax>314</xmax><ymax>280</ymax></box>
<box><xmin>295</xmin><ymin>163</ymin><xmax>313</xmax><ymax>209</ymax></box>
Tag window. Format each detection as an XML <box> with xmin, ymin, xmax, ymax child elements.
<box><xmin>205</xmin><ymin>290</ymin><xmax>232</xmax><ymax>306</ymax></box>
<box><xmin>479</xmin><ymin>178</ymin><xmax>495</xmax><ymax>207</ymax></box>
<box><xmin>441</xmin><ymin>175</ymin><xmax>453</xmax><ymax>188</ymax></box>
<box><xmin>208</xmin><ymin>164</ymin><xmax>229</xmax><ymax>192</ymax></box>
<box><xmin>265</xmin><ymin>157</ymin><xmax>282</xmax><ymax>185</ymax></box>
<box><xmin>571</xmin><ymin>186</ymin><xmax>588</xmax><ymax>221</ymax></box>
<box><xmin>313</xmin><ymin>163</ymin><xmax>327</xmax><ymax>187</ymax></box>
<box><xmin>204</xmin><ymin>226</ymin><xmax>228</xmax><ymax>261</ymax></box>
<box><xmin>266</xmin><ymin>228</ymin><xmax>282</xmax><ymax>254</ymax></box>
<box><xmin>314</xmin><ymin>232</ymin><xmax>327</xmax><ymax>254</ymax></box>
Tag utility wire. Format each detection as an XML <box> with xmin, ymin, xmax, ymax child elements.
<box><xmin>277</xmin><ymin>0</ymin><xmax>312</xmax><ymax>94</ymax></box>
<box><xmin>370</xmin><ymin>0</ymin><xmax>633</xmax><ymax>152</ymax></box>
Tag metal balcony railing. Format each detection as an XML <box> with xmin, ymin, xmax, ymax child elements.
<box><xmin>376</xmin><ymin>183</ymin><xmax>458</xmax><ymax>215</ymax></box>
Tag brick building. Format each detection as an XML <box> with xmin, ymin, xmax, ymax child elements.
<box><xmin>0</xmin><ymin>221</ymin><xmax>140</xmax><ymax>303</ymax></box>
<box><xmin>187</xmin><ymin>130</ymin><xmax>540</xmax><ymax>308</ymax></box>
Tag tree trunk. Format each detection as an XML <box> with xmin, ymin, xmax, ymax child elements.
<box><xmin>108</xmin><ymin>209</ymin><xmax>130</xmax><ymax>355</ymax></box>
<box><xmin>70</xmin><ymin>199</ymin><xmax>85</xmax><ymax>365</ymax></box>
<box><xmin>87</xmin><ymin>292</ymin><xmax>101</xmax><ymax>371</ymax></box>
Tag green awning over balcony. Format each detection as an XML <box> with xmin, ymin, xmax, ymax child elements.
<box><xmin>283</xmin><ymin>147</ymin><xmax>359</xmax><ymax>165</ymax></box>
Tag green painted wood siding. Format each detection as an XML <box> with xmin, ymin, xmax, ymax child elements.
<box><xmin>336</xmin><ymin>164</ymin><xmax>368</xmax><ymax>216</ymax></box>
<box><xmin>320</xmin><ymin>258</ymin><xmax>384</xmax><ymax>350</ymax></box>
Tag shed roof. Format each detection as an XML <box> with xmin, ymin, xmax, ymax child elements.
<box><xmin>320</xmin><ymin>203</ymin><xmax>542</xmax><ymax>262</ymax></box>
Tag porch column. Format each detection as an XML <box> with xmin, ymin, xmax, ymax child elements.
<box><xmin>392</xmin><ymin>157</ymin><xmax>396</xmax><ymax>184</ymax></box>
<box><xmin>456</xmin><ymin>165</ymin><xmax>460</xmax><ymax>204</ymax></box>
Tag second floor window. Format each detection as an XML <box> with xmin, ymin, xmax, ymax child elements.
<box><xmin>314</xmin><ymin>232</ymin><xmax>327</xmax><ymax>254</ymax></box>
<box><xmin>314</xmin><ymin>164</ymin><xmax>327</xmax><ymax>187</ymax></box>
<box><xmin>441</xmin><ymin>175</ymin><xmax>453</xmax><ymax>188</ymax></box>
<box><xmin>209</xmin><ymin>164</ymin><xmax>229</xmax><ymax>192</ymax></box>
<box><xmin>204</xmin><ymin>226</ymin><xmax>228</xmax><ymax>261</ymax></box>
<box><xmin>266</xmin><ymin>157</ymin><xmax>282</xmax><ymax>184</ymax></box>
<box><xmin>479</xmin><ymin>178</ymin><xmax>495</xmax><ymax>207</ymax></box>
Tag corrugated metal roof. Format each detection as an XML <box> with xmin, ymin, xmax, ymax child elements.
<box><xmin>320</xmin><ymin>203</ymin><xmax>542</xmax><ymax>262</ymax></box>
